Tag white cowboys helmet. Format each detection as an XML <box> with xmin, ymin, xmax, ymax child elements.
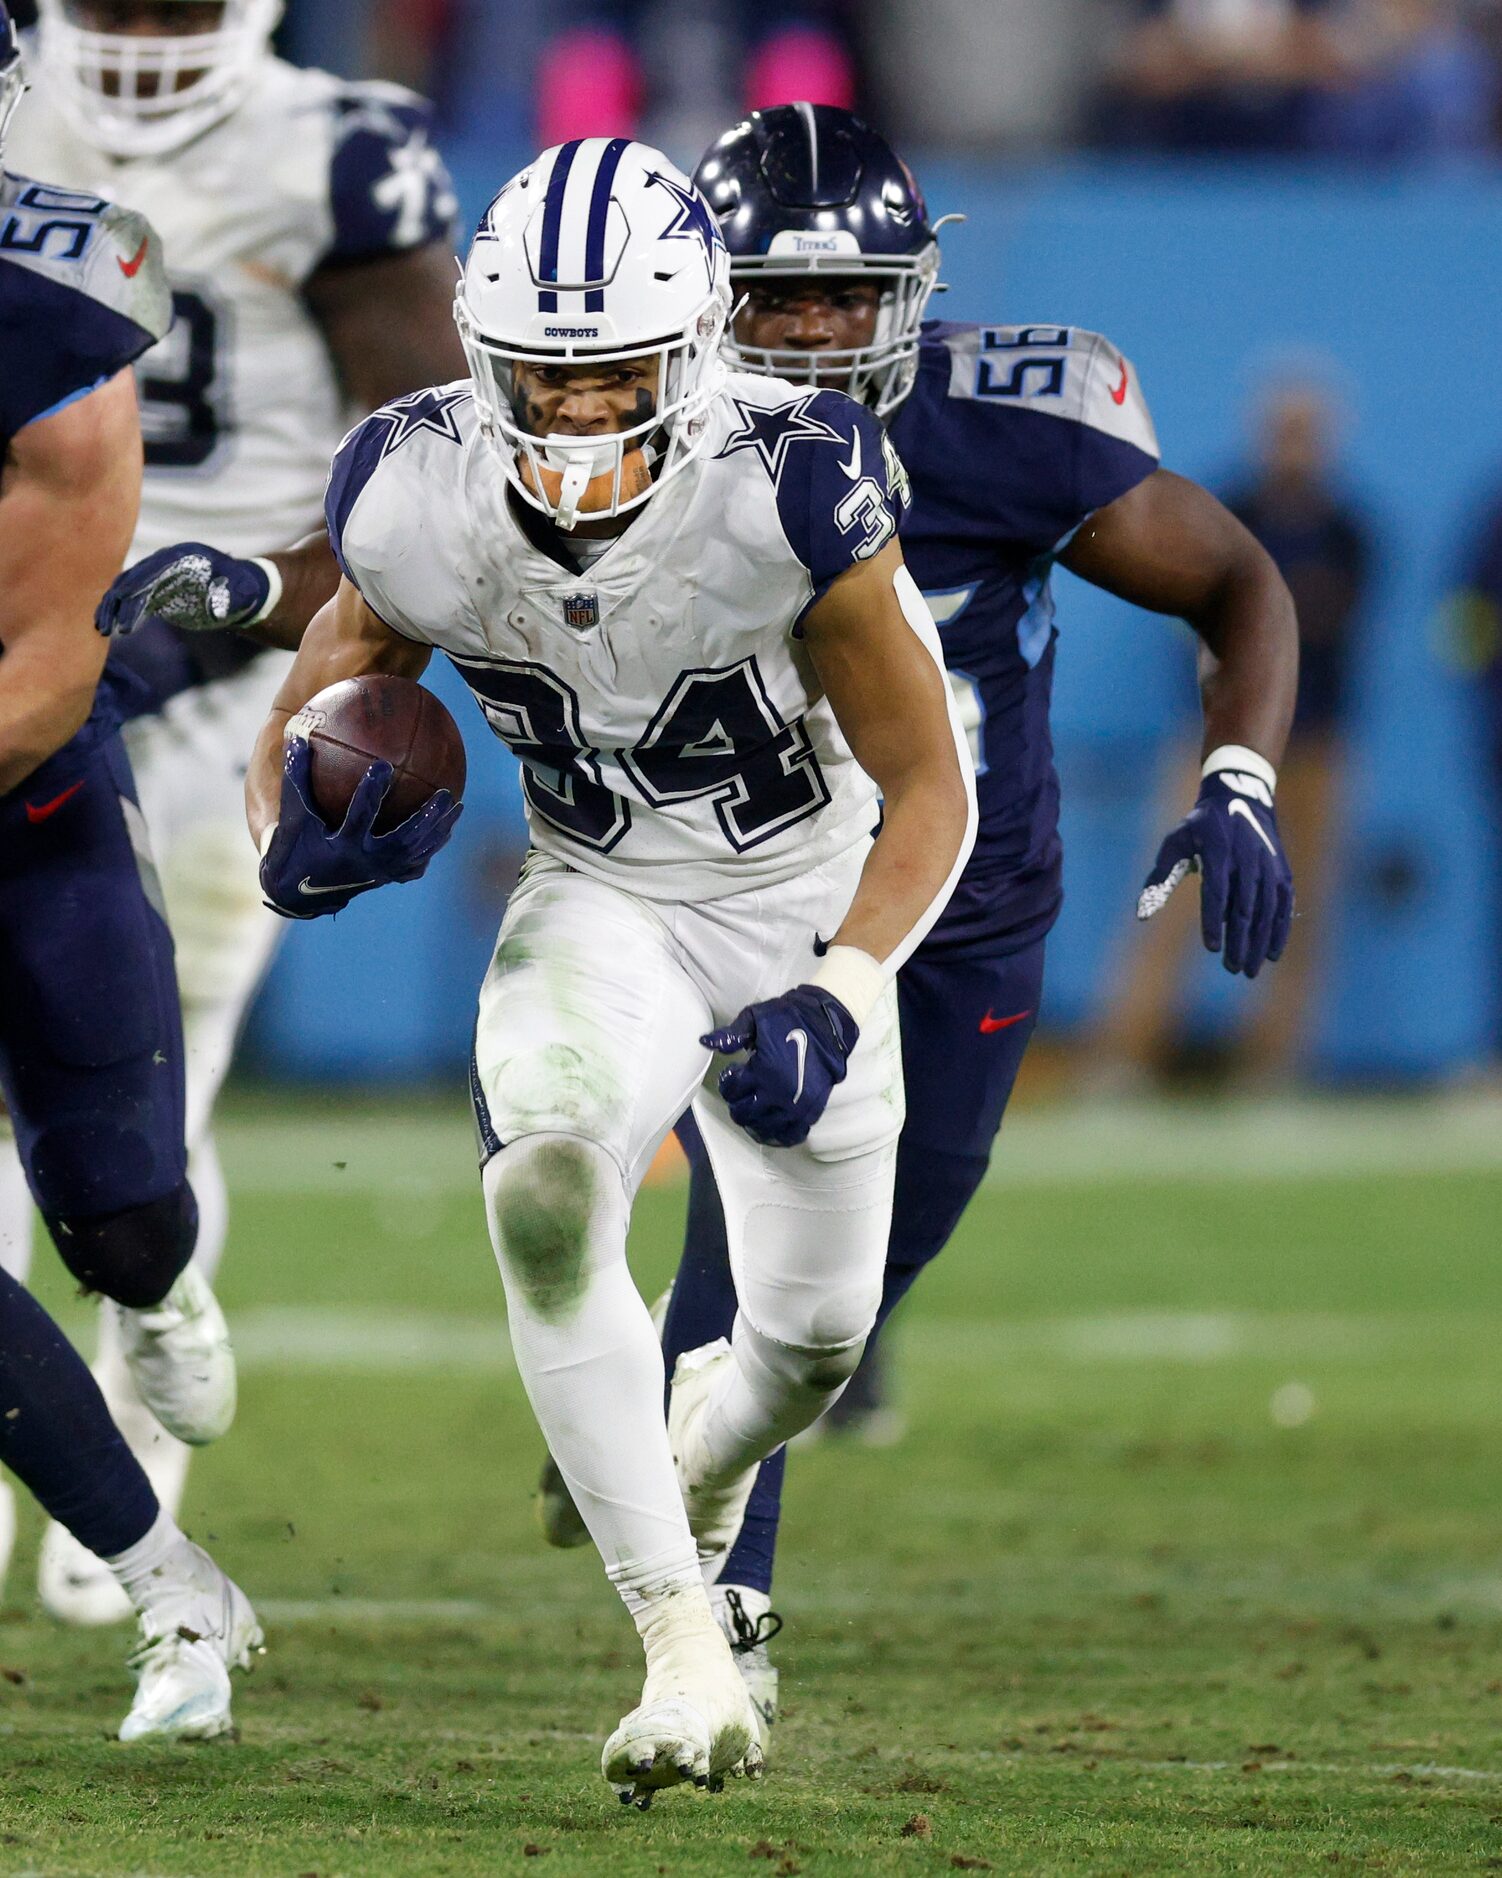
<box><xmin>455</xmin><ymin>137</ymin><xmax>732</xmax><ymax>532</ymax></box>
<box><xmin>35</xmin><ymin>0</ymin><xmax>282</xmax><ymax>159</ymax></box>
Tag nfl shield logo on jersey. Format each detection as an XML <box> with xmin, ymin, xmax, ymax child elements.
<box><xmin>562</xmin><ymin>591</ymin><xmax>600</xmax><ymax>630</ymax></box>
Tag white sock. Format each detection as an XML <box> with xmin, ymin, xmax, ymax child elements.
<box><xmin>609</xmin><ymin>1542</ymin><xmax>713</xmax><ymax>1627</ymax></box>
<box><xmin>484</xmin><ymin>1137</ymin><xmax>703</xmax><ymax>1602</ymax></box>
<box><xmin>105</xmin><ymin>1508</ymin><xmax>206</xmax><ymax>1618</ymax></box>
<box><xmin>0</xmin><ymin>1129</ymin><xmax>35</xmax><ymax>1285</ymax></box>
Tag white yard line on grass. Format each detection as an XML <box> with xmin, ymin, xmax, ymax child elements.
<box><xmin>217</xmin><ymin>1305</ymin><xmax>1489</xmax><ymax>1373</ymax></box>
<box><xmin>218</xmin><ymin>1090</ymin><xmax>1502</xmax><ymax>1196</ymax></box>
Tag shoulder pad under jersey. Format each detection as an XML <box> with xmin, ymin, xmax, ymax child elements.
<box><xmin>324</xmin><ymin>80</ymin><xmax>459</xmax><ymax>265</ymax></box>
<box><xmin>897</xmin><ymin>322</ymin><xmax>1161</xmax><ymax>549</ymax></box>
<box><xmin>1</xmin><ymin>170</ymin><xmax>169</xmax><ymax>440</ymax></box>
<box><xmin>715</xmin><ymin>377</ymin><xmax>911</xmax><ymax>621</ymax></box>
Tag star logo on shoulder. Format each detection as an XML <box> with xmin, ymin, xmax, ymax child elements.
<box><xmin>717</xmin><ymin>392</ymin><xmax>845</xmax><ymax>485</ymax></box>
<box><xmin>644</xmin><ymin>168</ymin><xmax>724</xmax><ymax>290</ymax></box>
<box><xmin>375</xmin><ymin>387</ymin><xmax>471</xmax><ymax>459</ymax></box>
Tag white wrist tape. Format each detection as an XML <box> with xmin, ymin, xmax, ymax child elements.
<box><xmin>809</xmin><ymin>945</ymin><xmax>886</xmax><ymax>1027</ymax></box>
<box><xmin>1202</xmin><ymin>743</ymin><xmax>1277</xmax><ymax>799</ymax></box>
<box><xmin>257</xmin><ymin>822</ymin><xmax>278</xmax><ymax>860</ymax></box>
<box><xmin>247</xmin><ymin>557</ymin><xmax>284</xmax><ymax>627</ymax></box>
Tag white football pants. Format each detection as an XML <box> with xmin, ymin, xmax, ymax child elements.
<box><xmin>474</xmin><ymin>845</ymin><xmax>902</xmax><ymax>1605</ymax></box>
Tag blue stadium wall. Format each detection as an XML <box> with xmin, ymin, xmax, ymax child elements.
<box><xmin>244</xmin><ymin>159</ymin><xmax>1502</xmax><ymax>1085</ymax></box>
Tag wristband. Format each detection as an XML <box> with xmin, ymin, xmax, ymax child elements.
<box><xmin>257</xmin><ymin>822</ymin><xmax>278</xmax><ymax>861</ymax></box>
<box><xmin>1202</xmin><ymin>743</ymin><xmax>1277</xmax><ymax>799</ymax></box>
<box><xmin>247</xmin><ymin>557</ymin><xmax>284</xmax><ymax>627</ymax></box>
<box><xmin>809</xmin><ymin>945</ymin><xmax>886</xmax><ymax>1027</ymax></box>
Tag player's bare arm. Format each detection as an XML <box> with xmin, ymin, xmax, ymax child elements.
<box><xmin>97</xmin><ymin>247</ymin><xmax>466</xmax><ymax>653</ymax></box>
<box><xmin>245</xmin><ymin>576</ymin><xmax>430</xmax><ymax>847</ymax></box>
<box><xmin>0</xmin><ymin>371</ymin><xmax>142</xmax><ymax>795</ymax></box>
<box><xmin>1064</xmin><ymin>467</ymin><xmax>1299</xmax><ymax>974</ymax></box>
<box><xmin>802</xmin><ymin>540</ymin><xmax>977</xmax><ymax>970</ymax></box>
<box><xmin>1062</xmin><ymin>466</ymin><xmax>1299</xmax><ymax>766</ymax></box>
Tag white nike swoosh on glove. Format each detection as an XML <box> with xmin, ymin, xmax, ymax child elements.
<box><xmin>299</xmin><ymin>876</ymin><xmax>376</xmax><ymax>897</ymax></box>
<box><xmin>787</xmin><ymin>1028</ymin><xmax>809</xmax><ymax>1104</ymax></box>
<box><xmin>1228</xmin><ymin>798</ymin><xmax>1277</xmax><ymax>856</ymax></box>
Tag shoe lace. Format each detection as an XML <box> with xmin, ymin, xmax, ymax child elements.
<box><xmin>723</xmin><ymin>1587</ymin><xmax>784</xmax><ymax>1654</ymax></box>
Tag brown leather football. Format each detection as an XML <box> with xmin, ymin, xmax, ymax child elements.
<box><xmin>293</xmin><ymin>675</ymin><xmax>467</xmax><ymax>836</ymax></box>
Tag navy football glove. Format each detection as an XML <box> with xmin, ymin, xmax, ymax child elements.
<box><xmin>1137</xmin><ymin>754</ymin><xmax>1294</xmax><ymax>979</ymax></box>
<box><xmin>96</xmin><ymin>543</ymin><xmax>274</xmax><ymax>638</ymax></box>
<box><xmin>702</xmin><ymin>986</ymin><xmax>860</xmax><ymax>1148</ymax></box>
<box><xmin>259</xmin><ymin>738</ymin><xmax>461</xmax><ymax>921</ymax></box>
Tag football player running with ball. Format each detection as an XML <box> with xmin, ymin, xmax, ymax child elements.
<box><xmin>539</xmin><ymin>105</ymin><xmax>1301</xmax><ymax>1735</ymax></box>
<box><xmin>6</xmin><ymin>0</ymin><xmax>465</xmax><ymax>1622</ymax></box>
<box><xmin>244</xmin><ymin>139</ymin><xmax>976</xmax><ymax>1801</ymax></box>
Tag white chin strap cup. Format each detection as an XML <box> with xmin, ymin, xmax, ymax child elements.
<box><xmin>554</xmin><ymin>460</ymin><xmax>590</xmax><ymax>532</ymax></box>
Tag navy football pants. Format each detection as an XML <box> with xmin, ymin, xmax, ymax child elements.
<box><xmin>0</xmin><ymin>735</ymin><xmax>195</xmax><ymax>1306</ymax></box>
<box><xmin>663</xmin><ymin>936</ymin><xmax>1047</xmax><ymax>1594</ymax></box>
<box><xmin>0</xmin><ymin>1263</ymin><xmax>157</xmax><ymax>1557</ymax></box>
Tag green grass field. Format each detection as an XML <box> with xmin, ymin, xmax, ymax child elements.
<box><xmin>4</xmin><ymin>1092</ymin><xmax>1502</xmax><ymax>1876</ymax></box>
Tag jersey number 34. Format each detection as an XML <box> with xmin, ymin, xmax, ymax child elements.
<box><xmin>452</xmin><ymin>655</ymin><xmax>831</xmax><ymax>855</ymax></box>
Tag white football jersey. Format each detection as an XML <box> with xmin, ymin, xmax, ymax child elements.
<box><xmin>8</xmin><ymin>52</ymin><xmax>457</xmax><ymax>559</ymax></box>
<box><xmin>328</xmin><ymin>374</ymin><xmax>915</xmax><ymax>902</ymax></box>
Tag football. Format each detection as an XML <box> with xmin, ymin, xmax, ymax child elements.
<box><xmin>291</xmin><ymin>675</ymin><xmax>467</xmax><ymax>836</ymax></box>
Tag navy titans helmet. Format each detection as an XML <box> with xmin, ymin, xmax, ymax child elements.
<box><xmin>0</xmin><ymin>1</ymin><xmax>25</xmax><ymax>159</ymax></box>
<box><xmin>693</xmin><ymin>102</ymin><xmax>954</xmax><ymax>418</ymax></box>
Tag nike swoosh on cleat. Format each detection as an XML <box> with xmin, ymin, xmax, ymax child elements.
<box><xmin>298</xmin><ymin>876</ymin><xmax>376</xmax><ymax>897</ymax></box>
<box><xmin>838</xmin><ymin>429</ymin><xmax>862</xmax><ymax>481</ymax></box>
<box><xmin>1110</xmin><ymin>360</ymin><xmax>1130</xmax><ymax>406</ymax></box>
<box><xmin>979</xmin><ymin>1009</ymin><xmax>1031</xmax><ymax>1034</ymax></box>
<box><xmin>787</xmin><ymin>1028</ymin><xmax>809</xmax><ymax>1104</ymax></box>
<box><xmin>1228</xmin><ymin>799</ymin><xmax>1277</xmax><ymax>856</ymax></box>
<box><xmin>118</xmin><ymin>237</ymin><xmax>150</xmax><ymax>278</ymax></box>
<box><xmin>25</xmin><ymin>780</ymin><xmax>86</xmax><ymax>824</ymax></box>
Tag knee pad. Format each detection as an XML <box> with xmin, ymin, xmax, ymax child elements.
<box><xmin>484</xmin><ymin>1134</ymin><xmax>623</xmax><ymax>1321</ymax></box>
<box><xmin>45</xmin><ymin>1182</ymin><xmax>199</xmax><ymax>1309</ymax></box>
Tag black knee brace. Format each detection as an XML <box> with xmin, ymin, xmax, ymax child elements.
<box><xmin>45</xmin><ymin>1182</ymin><xmax>199</xmax><ymax>1309</ymax></box>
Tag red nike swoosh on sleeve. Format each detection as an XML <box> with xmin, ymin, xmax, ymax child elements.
<box><xmin>25</xmin><ymin>780</ymin><xmax>86</xmax><ymax>824</ymax></box>
<box><xmin>1110</xmin><ymin>361</ymin><xmax>1130</xmax><ymax>406</ymax></box>
<box><xmin>118</xmin><ymin>237</ymin><xmax>150</xmax><ymax>278</ymax></box>
<box><xmin>979</xmin><ymin>1009</ymin><xmax>1032</xmax><ymax>1034</ymax></box>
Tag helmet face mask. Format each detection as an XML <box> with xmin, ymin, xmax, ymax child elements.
<box><xmin>695</xmin><ymin>105</ymin><xmax>946</xmax><ymax>420</ymax></box>
<box><xmin>36</xmin><ymin>0</ymin><xmax>283</xmax><ymax>158</ymax></box>
<box><xmin>726</xmin><ymin>249</ymin><xmax>939</xmax><ymax>416</ymax></box>
<box><xmin>456</xmin><ymin>140</ymin><xmax>732</xmax><ymax>532</ymax></box>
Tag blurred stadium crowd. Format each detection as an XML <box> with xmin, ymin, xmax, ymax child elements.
<box><xmin>282</xmin><ymin>0</ymin><xmax>1502</xmax><ymax>161</ymax></box>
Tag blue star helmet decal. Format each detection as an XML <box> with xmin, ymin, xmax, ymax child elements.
<box><xmin>716</xmin><ymin>392</ymin><xmax>845</xmax><ymax>485</ymax></box>
<box><xmin>644</xmin><ymin>168</ymin><xmax>724</xmax><ymax>292</ymax></box>
<box><xmin>375</xmin><ymin>386</ymin><xmax>471</xmax><ymax>459</ymax></box>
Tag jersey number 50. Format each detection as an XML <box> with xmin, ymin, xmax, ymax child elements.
<box><xmin>453</xmin><ymin>656</ymin><xmax>831</xmax><ymax>855</ymax></box>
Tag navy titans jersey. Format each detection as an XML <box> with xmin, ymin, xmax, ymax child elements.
<box><xmin>0</xmin><ymin>168</ymin><xmax>171</xmax><ymax>787</ymax></box>
<box><xmin>889</xmin><ymin>321</ymin><xmax>1161</xmax><ymax>952</ymax></box>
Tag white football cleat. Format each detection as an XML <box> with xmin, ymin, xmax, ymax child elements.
<box><xmin>119</xmin><ymin>1546</ymin><xmax>263</xmax><ymax>1743</ymax></box>
<box><xmin>713</xmin><ymin>1584</ymin><xmax>781</xmax><ymax>1742</ymax></box>
<box><xmin>602</xmin><ymin>1591</ymin><xmax>761</xmax><ymax>1806</ymax></box>
<box><xmin>668</xmin><ymin>1339</ymin><xmax>759</xmax><ymax>1585</ymax></box>
<box><xmin>112</xmin><ymin>1266</ymin><xmax>236</xmax><ymax>1448</ymax></box>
